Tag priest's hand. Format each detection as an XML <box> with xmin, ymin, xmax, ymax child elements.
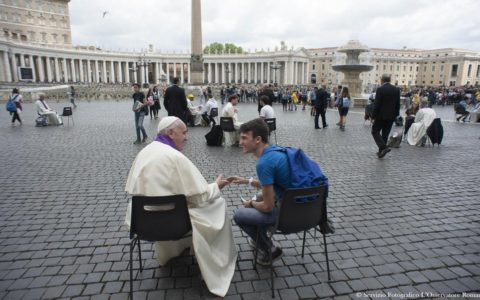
<box><xmin>216</xmin><ymin>174</ymin><xmax>230</xmax><ymax>190</ymax></box>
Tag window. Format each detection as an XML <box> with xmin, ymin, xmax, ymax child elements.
<box><xmin>321</xmin><ymin>64</ymin><xmax>324</xmax><ymax>70</ymax></box>
<box><xmin>467</xmin><ymin>64</ymin><xmax>472</xmax><ymax>77</ymax></box>
<box><xmin>63</xmin><ymin>34</ymin><xmax>68</xmax><ymax>43</ymax></box>
<box><xmin>441</xmin><ymin>65</ymin><xmax>444</xmax><ymax>71</ymax></box>
<box><xmin>312</xmin><ymin>64</ymin><xmax>315</xmax><ymax>70</ymax></box>
<box><xmin>397</xmin><ymin>65</ymin><xmax>399</xmax><ymax>71</ymax></box>
<box><xmin>416</xmin><ymin>66</ymin><xmax>418</xmax><ymax>72</ymax></box>
<box><xmin>390</xmin><ymin>65</ymin><xmax>393</xmax><ymax>71</ymax></box>
<box><xmin>451</xmin><ymin>64</ymin><xmax>458</xmax><ymax>77</ymax></box>
<box><xmin>41</xmin><ymin>32</ymin><xmax>47</xmax><ymax>42</ymax></box>
<box><xmin>424</xmin><ymin>66</ymin><xmax>426</xmax><ymax>72</ymax></box>
<box><xmin>403</xmin><ymin>66</ymin><xmax>406</xmax><ymax>71</ymax></box>
<box><xmin>376</xmin><ymin>65</ymin><xmax>378</xmax><ymax>70</ymax></box>
<box><xmin>432</xmin><ymin>66</ymin><xmax>435</xmax><ymax>72</ymax></box>
<box><xmin>476</xmin><ymin>65</ymin><xmax>480</xmax><ymax>77</ymax></box>
<box><xmin>383</xmin><ymin>65</ymin><xmax>386</xmax><ymax>71</ymax></box>
<box><xmin>410</xmin><ymin>66</ymin><xmax>412</xmax><ymax>71</ymax></box>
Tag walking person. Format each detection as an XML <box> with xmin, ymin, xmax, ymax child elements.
<box><xmin>146</xmin><ymin>88</ymin><xmax>156</xmax><ymax>120</ymax></box>
<box><xmin>132</xmin><ymin>83</ymin><xmax>148</xmax><ymax>144</ymax></box>
<box><xmin>152</xmin><ymin>85</ymin><xmax>161</xmax><ymax>119</ymax></box>
<box><xmin>163</xmin><ymin>77</ymin><xmax>188</xmax><ymax>123</ymax></box>
<box><xmin>371</xmin><ymin>74</ymin><xmax>401</xmax><ymax>158</ymax></box>
<box><xmin>69</xmin><ymin>86</ymin><xmax>77</xmax><ymax>108</ymax></box>
<box><xmin>336</xmin><ymin>87</ymin><xmax>351</xmax><ymax>131</ymax></box>
<box><xmin>314</xmin><ymin>85</ymin><xmax>329</xmax><ymax>129</ymax></box>
<box><xmin>9</xmin><ymin>88</ymin><xmax>23</xmax><ymax>126</ymax></box>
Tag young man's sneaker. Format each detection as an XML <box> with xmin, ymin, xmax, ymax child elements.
<box><xmin>256</xmin><ymin>247</ymin><xmax>283</xmax><ymax>266</ymax></box>
<box><xmin>142</xmin><ymin>136</ymin><xmax>148</xmax><ymax>143</ymax></box>
<box><xmin>133</xmin><ymin>139</ymin><xmax>141</xmax><ymax>145</ymax></box>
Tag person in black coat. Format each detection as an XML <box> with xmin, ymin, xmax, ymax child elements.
<box><xmin>371</xmin><ymin>74</ymin><xmax>401</xmax><ymax>158</ymax></box>
<box><xmin>163</xmin><ymin>77</ymin><xmax>188</xmax><ymax>123</ymax></box>
<box><xmin>315</xmin><ymin>85</ymin><xmax>330</xmax><ymax>129</ymax></box>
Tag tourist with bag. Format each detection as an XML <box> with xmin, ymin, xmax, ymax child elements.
<box><xmin>7</xmin><ymin>88</ymin><xmax>23</xmax><ymax>127</ymax></box>
<box><xmin>336</xmin><ymin>87</ymin><xmax>351</xmax><ymax>131</ymax></box>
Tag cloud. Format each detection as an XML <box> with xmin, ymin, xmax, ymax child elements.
<box><xmin>69</xmin><ymin>0</ymin><xmax>480</xmax><ymax>52</ymax></box>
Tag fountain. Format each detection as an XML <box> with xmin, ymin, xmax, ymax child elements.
<box><xmin>332</xmin><ymin>40</ymin><xmax>374</xmax><ymax>107</ymax></box>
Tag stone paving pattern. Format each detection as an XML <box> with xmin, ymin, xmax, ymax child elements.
<box><xmin>0</xmin><ymin>99</ymin><xmax>479</xmax><ymax>300</ymax></box>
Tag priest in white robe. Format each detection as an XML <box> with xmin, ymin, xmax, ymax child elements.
<box><xmin>221</xmin><ymin>94</ymin><xmax>242</xmax><ymax>146</ymax></box>
<box><xmin>125</xmin><ymin>116</ymin><xmax>237</xmax><ymax>297</ymax></box>
<box><xmin>406</xmin><ymin>101</ymin><xmax>437</xmax><ymax>146</ymax></box>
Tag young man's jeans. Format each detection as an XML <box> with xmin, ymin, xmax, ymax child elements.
<box><xmin>135</xmin><ymin>111</ymin><xmax>147</xmax><ymax>141</ymax></box>
<box><xmin>234</xmin><ymin>207</ymin><xmax>278</xmax><ymax>252</ymax></box>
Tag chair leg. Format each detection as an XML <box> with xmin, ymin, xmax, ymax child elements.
<box><xmin>301</xmin><ymin>231</ymin><xmax>307</xmax><ymax>258</ymax></box>
<box><xmin>253</xmin><ymin>229</ymin><xmax>260</xmax><ymax>271</ymax></box>
<box><xmin>130</xmin><ymin>239</ymin><xmax>135</xmax><ymax>300</ymax></box>
<box><xmin>137</xmin><ymin>239</ymin><xmax>143</xmax><ymax>272</ymax></box>
<box><xmin>269</xmin><ymin>244</ymin><xmax>274</xmax><ymax>298</ymax></box>
<box><xmin>323</xmin><ymin>234</ymin><xmax>331</xmax><ymax>281</ymax></box>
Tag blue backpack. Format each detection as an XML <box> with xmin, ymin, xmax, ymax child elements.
<box><xmin>6</xmin><ymin>95</ymin><xmax>18</xmax><ymax>112</ymax></box>
<box><xmin>341</xmin><ymin>97</ymin><xmax>350</xmax><ymax>108</ymax></box>
<box><xmin>266</xmin><ymin>146</ymin><xmax>329</xmax><ymax>191</ymax></box>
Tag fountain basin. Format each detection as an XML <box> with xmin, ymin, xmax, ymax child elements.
<box><xmin>332</xmin><ymin>65</ymin><xmax>374</xmax><ymax>72</ymax></box>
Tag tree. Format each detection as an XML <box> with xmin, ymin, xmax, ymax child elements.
<box><xmin>204</xmin><ymin>42</ymin><xmax>243</xmax><ymax>54</ymax></box>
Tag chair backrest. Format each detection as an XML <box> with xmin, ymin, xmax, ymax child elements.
<box><xmin>130</xmin><ymin>195</ymin><xmax>192</xmax><ymax>241</ymax></box>
<box><xmin>220</xmin><ymin>117</ymin><xmax>235</xmax><ymax>132</ymax></box>
<box><xmin>264</xmin><ymin>118</ymin><xmax>276</xmax><ymax>132</ymax></box>
<box><xmin>210</xmin><ymin>107</ymin><xmax>218</xmax><ymax>118</ymax></box>
<box><xmin>62</xmin><ymin>107</ymin><xmax>73</xmax><ymax>116</ymax></box>
<box><xmin>275</xmin><ymin>186</ymin><xmax>326</xmax><ymax>234</ymax></box>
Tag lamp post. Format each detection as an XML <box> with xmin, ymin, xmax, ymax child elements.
<box><xmin>270</xmin><ymin>61</ymin><xmax>282</xmax><ymax>85</ymax></box>
<box><xmin>136</xmin><ymin>52</ymin><xmax>151</xmax><ymax>88</ymax></box>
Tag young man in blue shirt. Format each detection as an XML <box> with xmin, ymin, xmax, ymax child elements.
<box><xmin>229</xmin><ymin>118</ymin><xmax>292</xmax><ymax>265</ymax></box>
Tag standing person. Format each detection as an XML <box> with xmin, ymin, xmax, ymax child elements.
<box><xmin>163</xmin><ymin>77</ymin><xmax>188</xmax><ymax>123</ymax></box>
<box><xmin>371</xmin><ymin>74</ymin><xmax>401</xmax><ymax>158</ymax></box>
<box><xmin>69</xmin><ymin>86</ymin><xmax>77</xmax><ymax>108</ymax></box>
<box><xmin>309</xmin><ymin>87</ymin><xmax>317</xmax><ymax>116</ymax></box>
<box><xmin>337</xmin><ymin>87</ymin><xmax>351</xmax><ymax>131</ymax></box>
<box><xmin>146</xmin><ymin>88</ymin><xmax>155</xmax><ymax>120</ymax></box>
<box><xmin>152</xmin><ymin>85</ymin><xmax>161</xmax><ymax>119</ymax></box>
<box><xmin>315</xmin><ymin>85</ymin><xmax>329</xmax><ymax>129</ymax></box>
<box><xmin>335</xmin><ymin>85</ymin><xmax>343</xmax><ymax>126</ymax></box>
<box><xmin>9</xmin><ymin>88</ymin><xmax>23</xmax><ymax>126</ymax></box>
<box><xmin>132</xmin><ymin>83</ymin><xmax>148</xmax><ymax>144</ymax></box>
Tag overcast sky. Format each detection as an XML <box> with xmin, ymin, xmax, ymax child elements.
<box><xmin>69</xmin><ymin>0</ymin><xmax>480</xmax><ymax>53</ymax></box>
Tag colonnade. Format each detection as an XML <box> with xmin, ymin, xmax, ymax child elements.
<box><xmin>0</xmin><ymin>48</ymin><xmax>310</xmax><ymax>85</ymax></box>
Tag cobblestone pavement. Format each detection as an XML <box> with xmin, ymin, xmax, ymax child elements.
<box><xmin>0</xmin><ymin>99</ymin><xmax>479</xmax><ymax>300</ymax></box>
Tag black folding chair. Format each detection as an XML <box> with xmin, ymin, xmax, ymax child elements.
<box><xmin>253</xmin><ymin>186</ymin><xmax>331</xmax><ymax>297</ymax></box>
<box><xmin>60</xmin><ymin>106</ymin><xmax>74</xmax><ymax>126</ymax></box>
<box><xmin>264</xmin><ymin>118</ymin><xmax>277</xmax><ymax>145</ymax></box>
<box><xmin>209</xmin><ymin>107</ymin><xmax>218</xmax><ymax>126</ymax></box>
<box><xmin>220</xmin><ymin>117</ymin><xmax>235</xmax><ymax>132</ymax></box>
<box><xmin>129</xmin><ymin>195</ymin><xmax>192</xmax><ymax>300</ymax></box>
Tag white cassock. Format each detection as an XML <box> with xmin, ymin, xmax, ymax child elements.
<box><xmin>406</xmin><ymin>108</ymin><xmax>437</xmax><ymax>146</ymax></box>
<box><xmin>187</xmin><ymin>101</ymin><xmax>203</xmax><ymax>126</ymax></box>
<box><xmin>36</xmin><ymin>100</ymin><xmax>61</xmax><ymax>125</ymax></box>
<box><xmin>221</xmin><ymin>102</ymin><xmax>242</xmax><ymax>146</ymax></box>
<box><xmin>124</xmin><ymin>142</ymin><xmax>237</xmax><ymax>297</ymax></box>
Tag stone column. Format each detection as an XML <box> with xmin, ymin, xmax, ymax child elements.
<box><xmin>86</xmin><ymin>60</ymin><xmax>92</xmax><ymax>83</ymax></box>
<box><xmin>207</xmin><ymin>63</ymin><xmax>211</xmax><ymax>83</ymax></box>
<box><xmin>133</xmin><ymin>63</ymin><xmax>138</xmax><ymax>83</ymax></box>
<box><xmin>247</xmin><ymin>62</ymin><xmax>251</xmax><ymax>83</ymax></box>
<box><xmin>53</xmin><ymin>58</ymin><xmax>60</xmax><ymax>82</ymax></box>
<box><xmin>140</xmin><ymin>65</ymin><xmax>145</xmax><ymax>85</ymax></box>
<box><xmin>166</xmin><ymin>63</ymin><xmax>170</xmax><ymax>82</ymax></box>
<box><xmin>254</xmin><ymin>62</ymin><xmax>258</xmax><ymax>83</ymax></box>
<box><xmin>125</xmin><ymin>62</ymin><xmax>130</xmax><ymax>83</ymax></box>
<box><xmin>260</xmin><ymin>62</ymin><xmax>264</xmax><ymax>83</ymax></box>
<box><xmin>155</xmin><ymin>62</ymin><xmax>160</xmax><ymax>83</ymax></box>
<box><xmin>214</xmin><ymin>63</ymin><xmax>218</xmax><ymax>83</ymax></box>
<box><xmin>36</xmin><ymin>55</ymin><xmax>44</xmax><ymax>82</ymax></box>
<box><xmin>181</xmin><ymin>63</ymin><xmax>185</xmax><ymax>84</ymax></box>
<box><xmin>117</xmin><ymin>62</ymin><xmax>123</xmax><ymax>83</ymax></box>
<box><xmin>267</xmin><ymin>62</ymin><xmax>270</xmax><ymax>84</ymax></box>
<box><xmin>63</xmin><ymin>58</ymin><xmax>68</xmax><ymax>82</ymax></box>
<box><xmin>101</xmin><ymin>61</ymin><xmax>107</xmax><ymax>83</ymax></box>
<box><xmin>173</xmin><ymin>63</ymin><xmax>177</xmax><ymax>78</ymax></box>
<box><xmin>187</xmin><ymin>63</ymin><xmax>191</xmax><ymax>84</ymax></box>
<box><xmin>190</xmin><ymin>0</ymin><xmax>204</xmax><ymax>84</ymax></box>
<box><xmin>110</xmin><ymin>61</ymin><xmax>115</xmax><ymax>83</ymax></box>
<box><xmin>20</xmin><ymin>54</ymin><xmax>25</xmax><ymax>67</ymax></box>
<box><xmin>3</xmin><ymin>51</ymin><xmax>12</xmax><ymax>82</ymax></box>
<box><xmin>30</xmin><ymin>56</ymin><xmax>37</xmax><ymax>82</ymax></box>
<box><xmin>234</xmin><ymin>63</ymin><xmax>239</xmax><ymax>84</ymax></box>
<box><xmin>70</xmin><ymin>59</ymin><xmax>76</xmax><ymax>82</ymax></box>
<box><xmin>222</xmin><ymin>63</ymin><xmax>226</xmax><ymax>84</ymax></box>
<box><xmin>78</xmin><ymin>60</ymin><xmax>84</xmax><ymax>82</ymax></box>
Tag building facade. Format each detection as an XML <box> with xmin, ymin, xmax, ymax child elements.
<box><xmin>308</xmin><ymin>47</ymin><xmax>480</xmax><ymax>88</ymax></box>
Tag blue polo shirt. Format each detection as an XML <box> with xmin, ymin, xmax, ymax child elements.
<box><xmin>256</xmin><ymin>145</ymin><xmax>292</xmax><ymax>201</ymax></box>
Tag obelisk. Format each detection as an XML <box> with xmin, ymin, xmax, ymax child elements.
<box><xmin>190</xmin><ymin>0</ymin><xmax>204</xmax><ymax>85</ymax></box>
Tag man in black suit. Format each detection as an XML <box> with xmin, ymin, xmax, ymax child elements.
<box><xmin>315</xmin><ymin>85</ymin><xmax>330</xmax><ymax>129</ymax></box>
<box><xmin>164</xmin><ymin>77</ymin><xmax>188</xmax><ymax>123</ymax></box>
<box><xmin>371</xmin><ymin>74</ymin><xmax>400</xmax><ymax>158</ymax></box>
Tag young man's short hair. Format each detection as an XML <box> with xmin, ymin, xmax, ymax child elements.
<box><xmin>239</xmin><ymin>118</ymin><xmax>269</xmax><ymax>143</ymax></box>
<box><xmin>259</xmin><ymin>95</ymin><xmax>270</xmax><ymax>105</ymax></box>
<box><xmin>132</xmin><ymin>83</ymin><xmax>140</xmax><ymax>88</ymax></box>
<box><xmin>172</xmin><ymin>77</ymin><xmax>180</xmax><ymax>84</ymax></box>
<box><xmin>228</xmin><ymin>94</ymin><xmax>238</xmax><ymax>102</ymax></box>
